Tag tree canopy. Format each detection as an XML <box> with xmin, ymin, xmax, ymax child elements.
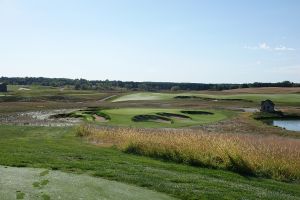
<box><xmin>0</xmin><ymin>77</ymin><xmax>298</xmax><ymax>91</ymax></box>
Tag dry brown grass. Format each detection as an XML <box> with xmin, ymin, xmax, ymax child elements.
<box><xmin>222</xmin><ymin>87</ymin><xmax>300</xmax><ymax>94</ymax></box>
<box><xmin>76</xmin><ymin>125</ymin><xmax>300</xmax><ymax>182</ymax></box>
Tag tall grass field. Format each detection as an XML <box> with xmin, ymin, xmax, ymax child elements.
<box><xmin>77</xmin><ymin>125</ymin><xmax>300</xmax><ymax>182</ymax></box>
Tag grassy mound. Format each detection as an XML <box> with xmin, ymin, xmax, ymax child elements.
<box><xmin>181</xmin><ymin>110</ymin><xmax>214</xmax><ymax>115</ymax></box>
<box><xmin>81</xmin><ymin>110</ymin><xmax>111</xmax><ymax>120</ymax></box>
<box><xmin>132</xmin><ymin>115</ymin><xmax>173</xmax><ymax>123</ymax></box>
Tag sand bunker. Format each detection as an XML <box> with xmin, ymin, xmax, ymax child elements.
<box><xmin>181</xmin><ymin>110</ymin><xmax>214</xmax><ymax>115</ymax></box>
<box><xmin>18</xmin><ymin>87</ymin><xmax>31</xmax><ymax>91</ymax></box>
<box><xmin>156</xmin><ymin>112</ymin><xmax>191</xmax><ymax>119</ymax></box>
<box><xmin>132</xmin><ymin>115</ymin><xmax>173</xmax><ymax>124</ymax></box>
<box><xmin>93</xmin><ymin>114</ymin><xmax>108</xmax><ymax>122</ymax></box>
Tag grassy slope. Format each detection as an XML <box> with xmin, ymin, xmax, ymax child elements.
<box><xmin>113</xmin><ymin>92</ymin><xmax>300</xmax><ymax>106</ymax></box>
<box><xmin>100</xmin><ymin>108</ymin><xmax>233</xmax><ymax>128</ymax></box>
<box><xmin>0</xmin><ymin>125</ymin><xmax>299</xmax><ymax>199</ymax></box>
<box><xmin>0</xmin><ymin>166</ymin><xmax>174</xmax><ymax>200</ymax></box>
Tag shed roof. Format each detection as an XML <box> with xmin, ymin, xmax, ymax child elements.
<box><xmin>261</xmin><ymin>99</ymin><xmax>274</xmax><ymax>106</ymax></box>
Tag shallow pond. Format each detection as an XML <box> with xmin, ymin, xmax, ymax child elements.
<box><xmin>265</xmin><ymin>119</ymin><xmax>300</xmax><ymax>132</ymax></box>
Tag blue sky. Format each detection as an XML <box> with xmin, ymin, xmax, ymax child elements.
<box><xmin>0</xmin><ymin>0</ymin><xmax>299</xmax><ymax>83</ymax></box>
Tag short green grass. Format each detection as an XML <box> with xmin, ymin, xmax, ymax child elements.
<box><xmin>113</xmin><ymin>92</ymin><xmax>300</xmax><ymax>106</ymax></box>
<box><xmin>99</xmin><ymin>108</ymin><xmax>233</xmax><ymax>128</ymax></box>
<box><xmin>0</xmin><ymin>165</ymin><xmax>174</xmax><ymax>200</ymax></box>
<box><xmin>0</xmin><ymin>125</ymin><xmax>299</xmax><ymax>199</ymax></box>
<box><xmin>112</xmin><ymin>92</ymin><xmax>173</xmax><ymax>102</ymax></box>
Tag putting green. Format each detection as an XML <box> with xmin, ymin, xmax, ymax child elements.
<box><xmin>100</xmin><ymin>108</ymin><xmax>232</xmax><ymax>128</ymax></box>
<box><xmin>0</xmin><ymin>166</ymin><xmax>175</xmax><ymax>200</ymax></box>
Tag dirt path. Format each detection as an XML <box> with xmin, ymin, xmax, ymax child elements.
<box><xmin>98</xmin><ymin>95</ymin><xmax>117</xmax><ymax>102</ymax></box>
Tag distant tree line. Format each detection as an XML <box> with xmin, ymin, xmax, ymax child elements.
<box><xmin>0</xmin><ymin>77</ymin><xmax>299</xmax><ymax>91</ymax></box>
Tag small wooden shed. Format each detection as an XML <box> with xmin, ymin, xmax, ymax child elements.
<box><xmin>0</xmin><ymin>83</ymin><xmax>7</xmax><ymax>92</ymax></box>
<box><xmin>260</xmin><ymin>99</ymin><xmax>275</xmax><ymax>112</ymax></box>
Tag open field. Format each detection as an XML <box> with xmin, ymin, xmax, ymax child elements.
<box><xmin>113</xmin><ymin>92</ymin><xmax>300</xmax><ymax>106</ymax></box>
<box><xmin>0</xmin><ymin>166</ymin><xmax>174</xmax><ymax>200</ymax></box>
<box><xmin>0</xmin><ymin>125</ymin><xmax>300</xmax><ymax>199</ymax></box>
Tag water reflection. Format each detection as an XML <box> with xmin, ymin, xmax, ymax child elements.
<box><xmin>266</xmin><ymin>120</ymin><xmax>300</xmax><ymax>132</ymax></box>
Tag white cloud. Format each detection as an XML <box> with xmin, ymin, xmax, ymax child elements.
<box><xmin>244</xmin><ymin>43</ymin><xmax>296</xmax><ymax>51</ymax></box>
<box><xmin>258</xmin><ymin>43</ymin><xmax>271</xmax><ymax>50</ymax></box>
<box><xmin>274</xmin><ymin>45</ymin><xmax>295</xmax><ymax>51</ymax></box>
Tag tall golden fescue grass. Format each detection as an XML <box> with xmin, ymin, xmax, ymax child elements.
<box><xmin>76</xmin><ymin>125</ymin><xmax>300</xmax><ymax>182</ymax></box>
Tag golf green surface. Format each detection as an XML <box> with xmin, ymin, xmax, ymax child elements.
<box><xmin>99</xmin><ymin>108</ymin><xmax>232</xmax><ymax>128</ymax></box>
<box><xmin>0</xmin><ymin>166</ymin><xmax>175</xmax><ymax>200</ymax></box>
<box><xmin>113</xmin><ymin>92</ymin><xmax>300</xmax><ymax>105</ymax></box>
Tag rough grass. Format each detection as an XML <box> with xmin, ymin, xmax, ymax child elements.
<box><xmin>77</xmin><ymin>125</ymin><xmax>300</xmax><ymax>182</ymax></box>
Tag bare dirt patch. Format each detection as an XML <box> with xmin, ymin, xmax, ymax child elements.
<box><xmin>0</xmin><ymin>109</ymin><xmax>81</xmax><ymax>126</ymax></box>
<box><xmin>93</xmin><ymin>114</ymin><xmax>108</xmax><ymax>122</ymax></box>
